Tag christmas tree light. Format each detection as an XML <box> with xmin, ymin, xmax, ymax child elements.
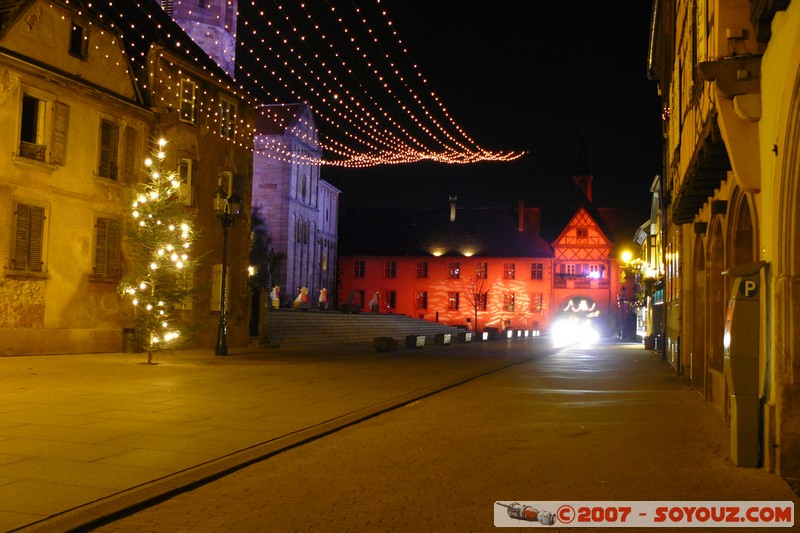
<box><xmin>118</xmin><ymin>138</ymin><xmax>197</xmax><ymax>364</ymax></box>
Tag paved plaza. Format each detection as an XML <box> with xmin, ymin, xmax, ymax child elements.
<box><xmin>0</xmin><ymin>338</ymin><xmax>797</xmax><ymax>531</ymax></box>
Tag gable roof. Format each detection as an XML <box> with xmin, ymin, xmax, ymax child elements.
<box><xmin>339</xmin><ymin>206</ymin><xmax>554</xmax><ymax>258</ymax></box>
<box><xmin>256</xmin><ymin>103</ymin><xmax>312</xmax><ymax>135</ymax></box>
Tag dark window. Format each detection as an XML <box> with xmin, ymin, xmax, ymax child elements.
<box><xmin>476</xmin><ymin>262</ymin><xmax>487</xmax><ymax>279</ymax></box>
<box><xmin>98</xmin><ymin>120</ymin><xmax>119</xmax><ymax>179</ymax></box>
<box><xmin>416</xmin><ymin>261</ymin><xmax>428</xmax><ymax>278</ymax></box>
<box><xmin>385</xmin><ymin>260</ymin><xmax>396</xmax><ymax>278</ymax></box>
<box><xmin>20</xmin><ymin>94</ymin><xmax>45</xmax><ymax>160</ymax></box>
<box><xmin>353</xmin><ymin>260</ymin><xmax>365</xmax><ymax>278</ymax></box>
<box><xmin>220</xmin><ymin>98</ymin><xmax>237</xmax><ymax>140</ymax></box>
<box><xmin>69</xmin><ymin>23</ymin><xmax>88</xmax><ymax>59</ymax></box>
<box><xmin>385</xmin><ymin>291</ymin><xmax>396</xmax><ymax>309</ymax></box>
<box><xmin>179</xmin><ymin>79</ymin><xmax>197</xmax><ymax>124</ymax></box>
<box><xmin>531</xmin><ymin>262</ymin><xmax>543</xmax><ymax>279</ymax></box>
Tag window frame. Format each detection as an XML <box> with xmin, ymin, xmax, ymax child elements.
<box><xmin>447</xmin><ymin>291</ymin><xmax>459</xmax><ymax>311</ymax></box>
<box><xmin>353</xmin><ymin>260</ymin><xmax>365</xmax><ymax>278</ymax></box>
<box><xmin>416</xmin><ymin>261</ymin><xmax>428</xmax><ymax>279</ymax></box>
<box><xmin>448</xmin><ymin>261</ymin><xmax>460</xmax><ymax>279</ymax></box>
<box><xmin>97</xmin><ymin>118</ymin><xmax>120</xmax><ymax>180</ymax></box>
<box><xmin>415</xmin><ymin>291</ymin><xmax>428</xmax><ymax>310</ymax></box>
<box><xmin>475</xmin><ymin>262</ymin><xmax>488</xmax><ymax>279</ymax></box>
<box><xmin>503</xmin><ymin>262</ymin><xmax>515</xmax><ymax>280</ymax></box>
<box><xmin>179</xmin><ymin>78</ymin><xmax>197</xmax><ymax>124</ymax></box>
<box><xmin>10</xmin><ymin>200</ymin><xmax>48</xmax><ymax>275</ymax></box>
<box><xmin>92</xmin><ymin>217</ymin><xmax>120</xmax><ymax>280</ymax></box>
<box><xmin>177</xmin><ymin>158</ymin><xmax>194</xmax><ymax>206</ymax></box>
<box><xmin>219</xmin><ymin>96</ymin><xmax>237</xmax><ymax>140</ymax></box>
<box><xmin>531</xmin><ymin>262</ymin><xmax>543</xmax><ymax>280</ymax></box>
<box><xmin>69</xmin><ymin>21</ymin><xmax>89</xmax><ymax>60</ymax></box>
<box><xmin>384</xmin><ymin>260</ymin><xmax>396</xmax><ymax>278</ymax></box>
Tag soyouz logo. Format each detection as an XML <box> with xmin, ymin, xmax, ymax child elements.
<box><xmin>493</xmin><ymin>501</ymin><xmax>795</xmax><ymax>528</ymax></box>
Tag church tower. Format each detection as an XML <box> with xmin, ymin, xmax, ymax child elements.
<box><xmin>161</xmin><ymin>1</ymin><xmax>238</xmax><ymax>79</ymax></box>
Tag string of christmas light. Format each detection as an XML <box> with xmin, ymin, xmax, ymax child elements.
<box><xmin>77</xmin><ymin>1</ymin><xmax>523</xmax><ymax>167</ymax></box>
<box><xmin>236</xmin><ymin>0</ymin><xmax>525</xmax><ymax>166</ymax></box>
<box><xmin>118</xmin><ymin>138</ymin><xmax>197</xmax><ymax>363</ymax></box>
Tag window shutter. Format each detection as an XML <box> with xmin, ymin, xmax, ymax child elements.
<box><xmin>124</xmin><ymin>126</ymin><xmax>138</xmax><ymax>182</ymax></box>
<box><xmin>14</xmin><ymin>204</ymin><xmax>44</xmax><ymax>272</ymax></box>
<box><xmin>99</xmin><ymin>121</ymin><xmax>119</xmax><ymax>179</ymax></box>
<box><xmin>52</xmin><ymin>101</ymin><xmax>69</xmax><ymax>166</ymax></box>
<box><xmin>94</xmin><ymin>218</ymin><xmax>107</xmax><ymax>276</ymax></box>
<box><xmin>178</xmin><ymin>158</ymin><xmax>193</xmax><ymax>206</ymax></box>
<box><xmin>94</xmin><ymin>218</ymin><xmax>119</xmax><ymax>277</ymax></box>
<box><xmin>106</xmin><ymin>220</ymin><xmax>118</xmax><ymax>276</ymax></box>
<box><xmin>14</xmin><ymin>204</ymin><xmax>31</xmax><ymax>270</ymax></box>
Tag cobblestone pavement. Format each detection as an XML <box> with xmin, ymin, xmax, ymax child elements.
<box><xmin>93</xmin><ymin>341</ymin><xmax>798</xmax><ymax>532</ymax></box>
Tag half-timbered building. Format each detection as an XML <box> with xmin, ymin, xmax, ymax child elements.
<box><xmin>338</xmin><ymin>168</ymin><xmax>644</xmax><ymax>336</ymax></box>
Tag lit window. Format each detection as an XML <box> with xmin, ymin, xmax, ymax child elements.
<box><xmin>504</xmin><ymin>262</ymin><xmax>515</xmax><ymax>280</ymax></box>
<box><xmin>415</xmin><ymin>291</ymin><xmax>428</xmax><ymax>309</ymax></box>
<box><xmin>447</xmin><ymin>292</ymin><xmax>459</xmax><ymax>311</ymax></box>
<box><xmin>448</xmin><ymin>262</ymin><xmax>460</xmax><ymax>279</ymax></box>
<box><xmin>476</xmin><ymin>262</ymin><xmax>487</xmax><ymax>279</ymax></box>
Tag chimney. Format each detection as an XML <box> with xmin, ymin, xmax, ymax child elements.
<box><xmin>449</xmin><ymin>195</ymin><xmax>457</xmax><ymax>222</ymax></box>
<box><xmin>518</xmin><ymin>201</ymin><xmax>524</xmax><ymax>232</ymax></box>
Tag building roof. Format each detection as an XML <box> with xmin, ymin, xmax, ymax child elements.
<box><xmin>339</xmin><ymin>205</ymin><xmax>555</xmax><ymax>258</ymax></box>
<box><xmin>256</xmin><ymin>103</ymin><xmax>306</xmax><ymax>135</ymax></box>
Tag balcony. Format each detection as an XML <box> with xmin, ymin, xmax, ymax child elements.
<box><xmin>19</xmin><ymin>141</ymin><xmax>46</xmax><ymax>162</ymax></box>
<box><xmin>554</xmin><ymin>274</ymin><xmax>610</xmax><ymax>290</ymax></box>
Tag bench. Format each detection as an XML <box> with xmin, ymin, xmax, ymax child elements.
<box><xmin>373</xmin><ymin>336</ymin><xmax>398</xmax><ymax>352</ymax></box>
<box><xmin>455</xmin><ymin>331</ymin><xmax>473</xmax><ymax>343</ymax></box>
<box><xmin>405</xmin><ymin>335</ymin><xmax>426</xmax><ymax>349</ymax></box>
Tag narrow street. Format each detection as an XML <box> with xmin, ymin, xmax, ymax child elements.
<box><xmin>94</xmin><ymin>341</ymin><xmax>798</xmax><ymax>532</ymax></box>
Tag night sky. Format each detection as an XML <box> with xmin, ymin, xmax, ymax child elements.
<box><xmin>319</xmin><ymin>1</ymin><xmax>664</xmax><ymax>212</ymax></box>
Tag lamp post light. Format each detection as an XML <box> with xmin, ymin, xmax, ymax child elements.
<box><xmin>213</xmin><ymin>187</ymin><xmax>241</xmax><ymax>355</ymax></box>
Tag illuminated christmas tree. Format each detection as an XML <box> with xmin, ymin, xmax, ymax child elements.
<box><xmin>119</xmin><ymin>138</ymin><xmax>196</xmax><ymax>364</ymax></box>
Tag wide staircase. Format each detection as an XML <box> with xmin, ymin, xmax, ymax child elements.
<box><xmin>259</xmin><ymin>310</ymin><xmax>466</xmax><ymax>348</ymax></box>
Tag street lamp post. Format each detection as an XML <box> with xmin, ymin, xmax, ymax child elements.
<box><xmin>213</xmin><ymin>187</ymin><xmax>241</xmax><ymax>355</ymax></box>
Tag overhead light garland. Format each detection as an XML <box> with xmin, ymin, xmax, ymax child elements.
<box><xmin>79</xmin><ymin>1</ymin><xmax>525</xmax><ymax>167</ymax></box>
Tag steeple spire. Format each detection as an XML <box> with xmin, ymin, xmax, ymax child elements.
<box><xmin>573</xmin><ymin>135</ymin><xmax>594</xmax><ymax>202</ymax></box>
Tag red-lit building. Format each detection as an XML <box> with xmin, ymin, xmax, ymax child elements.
<box><xmin>338</xmin><ymin>172</ymin><xmax>645</xmax><ymax>336</ymax></box>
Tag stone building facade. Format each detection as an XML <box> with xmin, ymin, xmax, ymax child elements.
<box><xmin>0</xmin><ymin>0</ymin><xmax>254</xmax><ymax>354</ymax></box>
<box><xmin>648</xmin><ymin>0</ymin><xmax>800</xmax><ymax>482</ymax></box>
<box><xmin>252</xmin><ymin>103</ymin><xmax>339</xmax><ymax>312</ymax></box>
